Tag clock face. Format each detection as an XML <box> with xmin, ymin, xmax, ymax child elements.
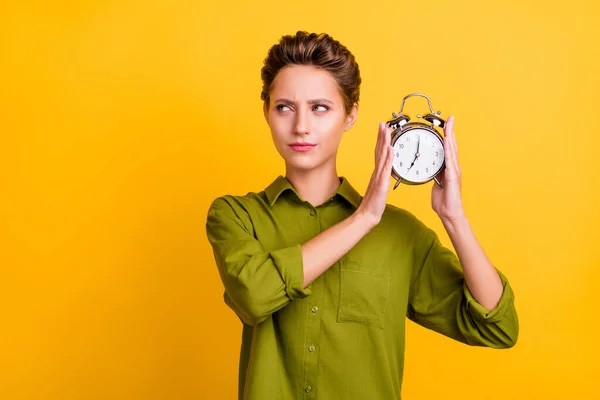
<box><xmin>391</xmin><ymin>128</ymin><xmax>444</xmax><ymax>183</ymax></box>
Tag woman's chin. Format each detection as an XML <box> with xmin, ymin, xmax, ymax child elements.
<box><xmin>284</xmin><ymin>157</ymin><xmax>321</xmax><ymax>171</ymax></box>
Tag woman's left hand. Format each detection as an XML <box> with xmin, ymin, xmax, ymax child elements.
<box><xmin>431</xmin><ymin>116</ymin><xmax>466</xmax><ymax>223</ymax></box>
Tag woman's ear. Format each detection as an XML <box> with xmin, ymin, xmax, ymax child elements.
<box><xmin>344</xmin><ymin>103</ymin><xmax>358</xmax><ymax>131</ymax></box>
<box><xmin>263</xmin><ymin>102</ymin><xmax>269</xmax><ymax>123</ymax></box>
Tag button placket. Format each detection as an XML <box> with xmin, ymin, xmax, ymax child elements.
<box><xmin>303</xmin><ymin>206</ymin><xmax>323</xmax><ymax>398</ymax></box>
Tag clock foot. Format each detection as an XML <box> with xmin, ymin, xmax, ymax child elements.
<box><xmin>393</xmin><ymin>178</ymin><xmax>402</xmax><ymax>190</ymax></box>
<box><xmin>434</xmin><ymin>176</ymin><xmax>443</xmax><ymax>188</ymax></box>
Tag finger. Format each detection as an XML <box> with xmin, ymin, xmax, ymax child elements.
<box><xmin>376</xmin><ymin>143</ymin><xmax>392</xmax><ymax>184</ymax></box>
<box><xmin>374</xmin><ymin>122</ymin><xmax>383</xmax><ymax>169</ymax></box>
<box><xmin>448</xmin><ymin>117</ymin><xmax>460</xmax><ymax>173</ymax></box>
<box><xmin>445</xmin><ymin>143</ymin><xmax>458</xmax><ymax>180</ymax></box>
<box><xmin>368</xmin><ymin>123</ymin><xmax>385</xmax><ymax>195</ymax></box>
<box><xmin>375</xmin><ymin>122</ymin><xmax>385</xmax><ymax>174</ymax></box>
<box><xmin>443</xmin><ymin>117</ymin><xmax>459</xmax><ymax>175</ymax></box>
<box><xmin>443</xmin><ymin>120</ymin><xmax>451</xmax><ymax>159</ymax></box>
<box><xmin>374</xmin><ymin>122</ymin><xmax>379</xmax><ymax>157</ymax></box>
<box><xmin>443</xmin><ymin>134</ymin><xmax>455</xmax><ymax>181</ymax></box>
<box><xmin>385</xmin><ymin>145</ymin><xmax>394</xmax><ymax>175</ymax></box>
<box><xmin>375</xmin><ymin>122</ymin><xmax>384</xmax><ymax>158</ymax></box>
<box><xmin>452</xmin><ymin>136</ymin><xmax>460</xmax><ymax>175</ymax></box>
<box><xmin>375</xmin><ymin>136</ymin><xmax>388</xmax><ymax>181</ymax></box>
<box><xmin>385</xmin><ymin>124</ymin><xmax>393</xmax><ymax>172</ymax></box>
<box><xmin>444</xmin><ymin>115</ymin><xmax>454</xmax><ymax>138</ymax></box>
<box><xmin>385</xmin><ymin>122</ymin><xmax>391</xmax><ymax>147</ymax></box>
<box><xmin>380</xmin><ymin>122</ymin><xmax>389</xmax><ymax>157</ymax></box>
<box><xmin>380</xmin><ymin>125</ymin><xmax>393</xmax><ymax>177</ymax></box>
<box><xmin>382</xmin><ymin>146</ymin><xmax>393</xmax><ymax>184</ymax></box>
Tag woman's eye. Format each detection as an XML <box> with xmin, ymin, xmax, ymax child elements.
<box><xmin>275</xmin><ymin>104</ymin><xmax>328</xmax><ymax>112</ymax></box>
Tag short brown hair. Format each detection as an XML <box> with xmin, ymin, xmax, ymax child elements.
<box><xmin>260</xmin><ymin>31</ymin><xmax>361</xmax><ymax>115</ymax></box>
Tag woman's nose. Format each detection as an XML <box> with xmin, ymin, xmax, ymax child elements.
<box><xmin>294</xmin><ymin>110</ymin><xmax>309</xmax><ymax>135</ymax></box>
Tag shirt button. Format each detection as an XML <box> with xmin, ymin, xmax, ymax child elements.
<box><xmin>311</xmin><ymin>306</ymin><xmax>318</xmax><ymax>313</ymax></box>
<box><xmin>309</xmin><ymin>210</ymin><xmax>316</xmax><ymax>216</ymax></box>
<box><xmin>308</xmin><ymin>345</ymin><xmax>316</xmax><ymax>352</ymax></box>
<box><xmin>305</xmin><ymin>385</ymin><xmax>312</xmax><ymax>393</ymax></box>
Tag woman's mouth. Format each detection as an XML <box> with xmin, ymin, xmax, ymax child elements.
<box><xmin>289</xmin><ymin>143</ymin><xmax>317</xmax><ymax>152</ymax></box>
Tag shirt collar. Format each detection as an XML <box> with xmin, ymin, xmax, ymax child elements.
<box><xmin>265</xmin><ymin>175</ymin><xmax>362</xmax><ymax>209</ymax></box>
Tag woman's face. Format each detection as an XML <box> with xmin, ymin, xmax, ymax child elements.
<box><xmin>263</xmin><ymin>64</ymin><xmax>357</xmax><ymax>173</ymax></box>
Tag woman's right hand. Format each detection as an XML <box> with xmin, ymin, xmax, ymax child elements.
<box><xmin>355</xmin><ymin>121</ymin><xmax>394</xmax><ymax>227</ymax></box>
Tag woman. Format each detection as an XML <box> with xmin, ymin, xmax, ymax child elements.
<box><xmin>205</xmin><ymin>31</ymin><xmax>518</xmax><ymax>400</ymax></box>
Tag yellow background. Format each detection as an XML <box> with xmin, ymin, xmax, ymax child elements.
<box><xmin>2</xmin><ymin>0</ymin><xmax>599</xmax><ymax>399</ymax></box>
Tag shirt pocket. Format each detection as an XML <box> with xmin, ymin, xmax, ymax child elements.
<box><xmin>337</xmin><ymin>257</ymin><xmax>391</xmax><ymax>329</ymax></box>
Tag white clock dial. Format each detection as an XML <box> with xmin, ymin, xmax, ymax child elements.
<box><xmin>391</xmin><ymin>128</ymin><xmax>444</xmax><ymax>183</ymax></box>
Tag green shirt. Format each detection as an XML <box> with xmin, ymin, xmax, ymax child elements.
<box><xmin>205</xmin><ymin>175</ymin><xmax>518</xmax><ymax>400</ymax></box>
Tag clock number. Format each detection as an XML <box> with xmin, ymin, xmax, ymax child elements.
<box><xmin>416</xmin><ymin>170</ymin><xmax>419</xmax><ymax>176</ymax></box>
<box><xmin>433</xmin><ymin>161</ymin><xmax>436</xmax><ymax>166</ymax></box>
<box><xmin>400</xmin><ymin>144</ymin><xmax>404</xmax><ymax>149</ymax></box>
<box><xmin>399</xmin><ymin>161</ymin><xmax>403</xmax><ymax>167</ymax></box>
<box><xmin>426</xmin><ymin>167</ymin><xmax>429</xmax><ymax>173</ymax></box>
<box><xmin>406</xmin><ymin>137</ymin><xmax>411</xmax><ymax>142</ymax></box>
<box><xmin>395</xmin><ymin>152</ymin><xmax>399</xmax><ymax>157</ymax></box>
<box><xmin>435</xmin><ymin>151</ymin><xmax>439</xmax><ymax>157</ymax></box>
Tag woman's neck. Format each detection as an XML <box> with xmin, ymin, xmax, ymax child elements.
<box><xmin>285</xmin><ymin>168</ymin><xmax>341</xmax><ymax>207</ymax></box>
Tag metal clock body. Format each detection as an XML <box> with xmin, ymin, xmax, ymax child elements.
<box><xmin>386</xmin><ymin>93</ymin><xmax>447</xmax><ymax>190</ymax></box>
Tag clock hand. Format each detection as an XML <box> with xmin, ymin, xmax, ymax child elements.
<box><xmin>407</xmin><ymin>155</ymin><xmax>417</xmax><ymax>173</ymax></box>
<box><xmin>416</xmin><ymin>136</ymin><xmax>420</xmax><ymax>157</ymax></box>
<box><xmin>407</xmin><ymin>137</ymin><xmax>421</xmax><ymax>173</ymax></box>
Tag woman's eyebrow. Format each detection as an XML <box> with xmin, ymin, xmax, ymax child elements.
<box><xmin>274</xmin><ymin>98</ymin><xmax>334</xmax><ymax>105</ymax></box>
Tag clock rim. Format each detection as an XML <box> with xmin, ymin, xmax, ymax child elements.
<box><xmin>390</xmin><ymin>124</ymin><xmax>445</xmax><ymax>184</ymax></box>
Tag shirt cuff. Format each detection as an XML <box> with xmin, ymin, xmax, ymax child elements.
<box><xmin>463</xmin><ymin>268</ymin><xmax>515</xmax><ymax>324</ymax></box>
<box><xmin>271</xmin><ymin>243</ymin><xmax>312</xmax><ymax>301</ymax></box>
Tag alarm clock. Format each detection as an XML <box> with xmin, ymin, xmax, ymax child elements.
<box><xmin>386</xmin><ymin>93</ymin><xmax>446</xmax><ymax>190</ymax></box>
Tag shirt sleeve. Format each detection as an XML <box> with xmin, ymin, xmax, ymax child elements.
<box><xmin>406</xmin><ymin>226</ymin><xmax>519</xmax><ymax>349</ymax></box>
<box><xmin>205</xmin><ymin>196</ymin><xmax>311</xmax><ymax>326</ymax></box>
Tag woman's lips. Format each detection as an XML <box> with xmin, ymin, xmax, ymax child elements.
<box><xmin>289</xmin><ymin>144</ymin><xmax>317</xmax><ymax>152</ymax></box>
